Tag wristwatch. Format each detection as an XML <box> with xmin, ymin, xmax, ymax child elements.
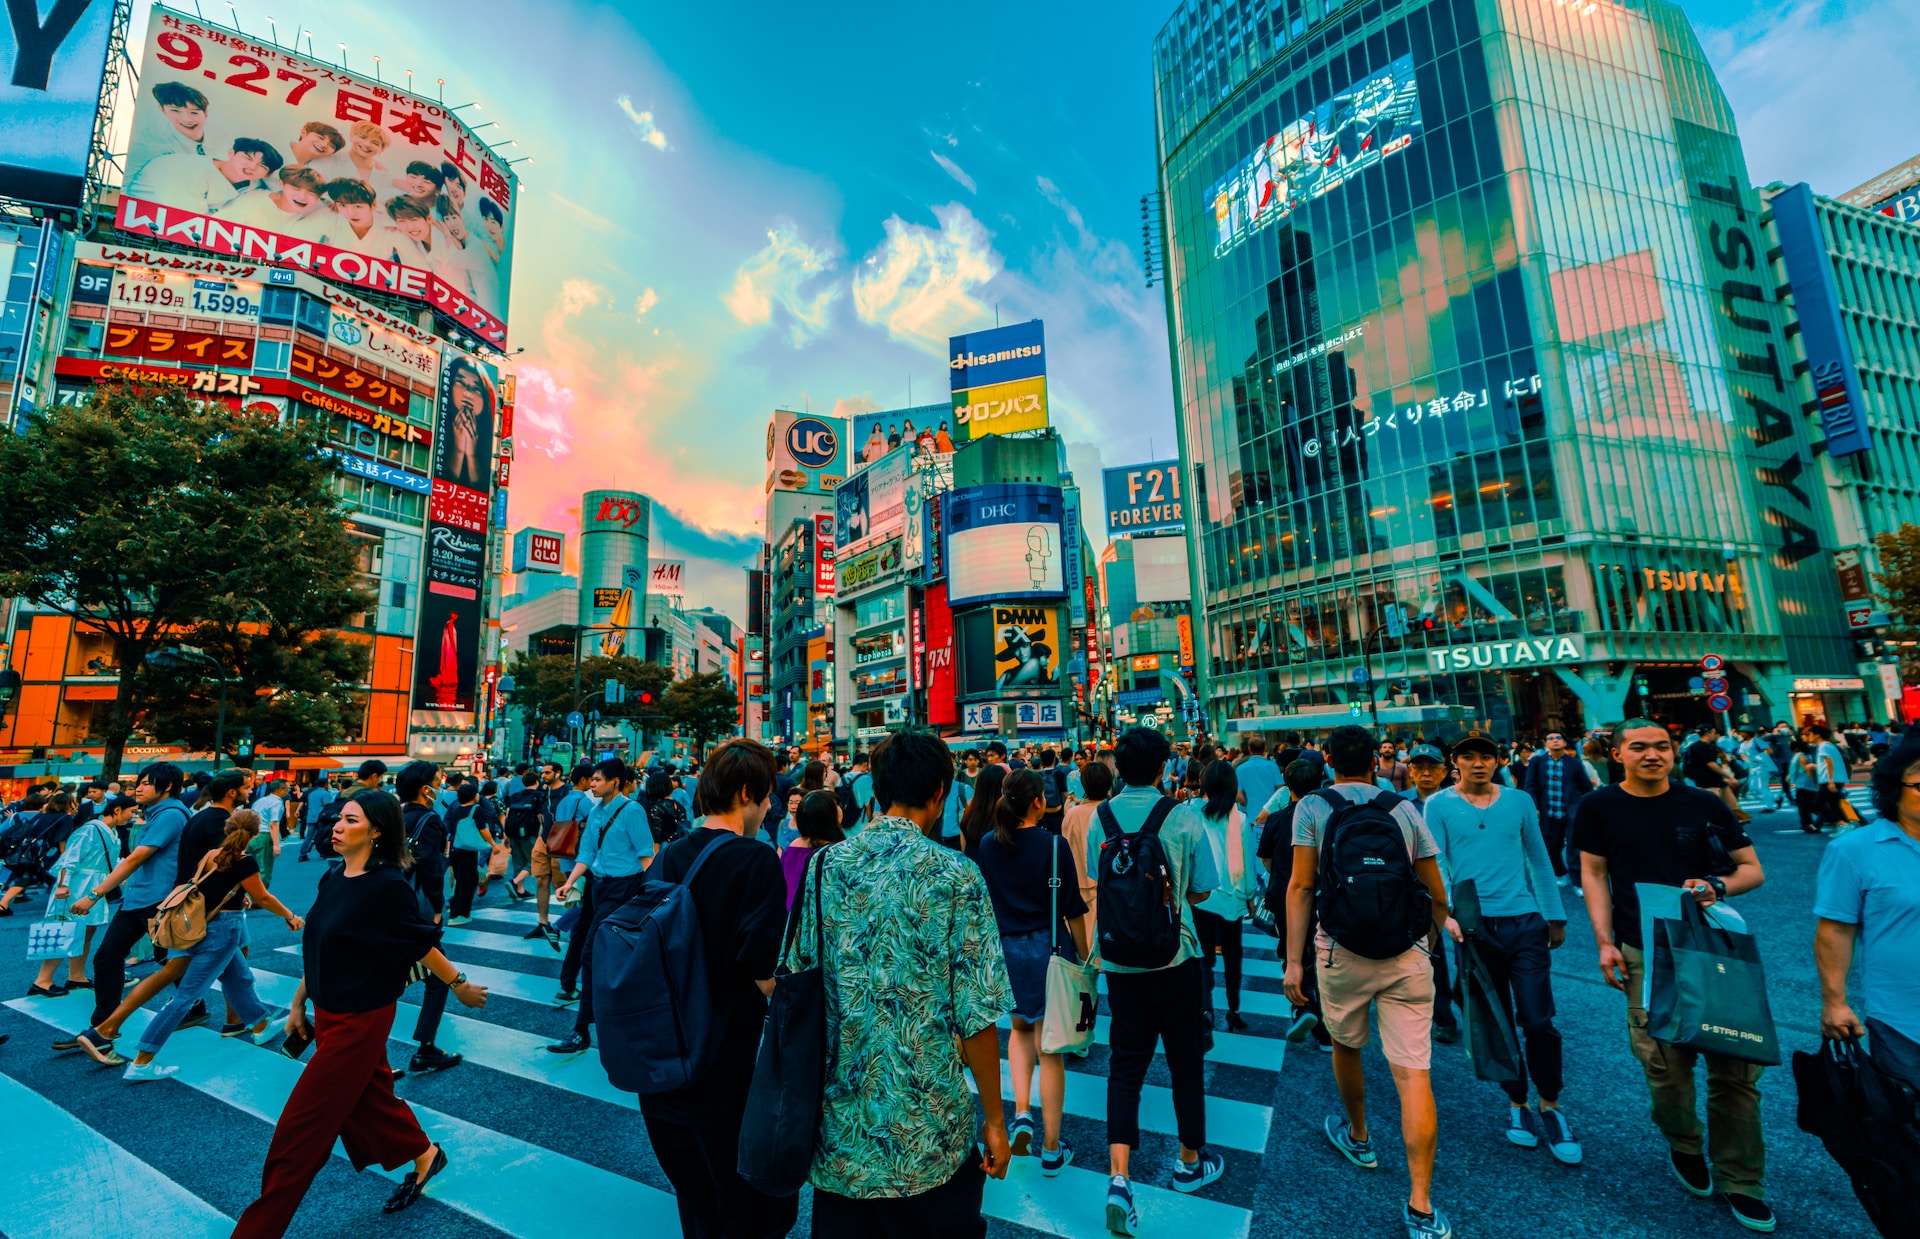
<box><xmin>1704</xmin><ymin>875</ymin><xmax>1728</xmax><ymax>900</ymax></box>
<box><xmin>452</xmin><ymin>972</ymin><xmax>468</xmax><ymax>987</ymax></box>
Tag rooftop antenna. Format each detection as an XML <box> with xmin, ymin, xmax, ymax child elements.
<box><xmin>188</xmin><ymin>0</ymin><xmax>203</xmax><ymax>16</ymax></box>
<box><xmin>264</xmin><ymin>15</ymin><xmax>278</xmax><ymax>44</ymax></box>
<box><xmin>224</xmin><ymin>2</ymin><xmax>239</xmax><ymax>29</ymax></box>
<box><xmin>337</xmin><ymin>41</ymin><xmax>347</xmax><ymax>68</ymax></box>
<box><xmin>371</xmin><ymin>54</ymin><xmax>381</xmax><ymax>83</ymax></box>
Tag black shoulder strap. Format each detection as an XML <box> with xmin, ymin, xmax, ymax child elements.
<box><xmin>596</xmin><ymin>799</ymin><xmax>633</xmax><ymax>850</ymax></box>
<box><xmin>1097</xmin><ymin>800</ymin><xmax>1121</xmax><ymax>842</ymax></box>
<box><xmin>676</xmin><ymin>830</ymin><xmax>746</xmax><ymax>889</ymax></box>
<box><xmin>1141</xmin><ymin>796</ymin><xmax>1177</xmax><ymax>836</ymax></box>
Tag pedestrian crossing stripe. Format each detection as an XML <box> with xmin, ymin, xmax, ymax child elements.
<box><xmin>3</xmin><ymin>994</ymin><xmax>684</xmax><ymax>1238</ymax></box>
<box><xmin>0</xmin><ymin>1070</ymin><xmax>233</xmax><ymax>1239</ymax></box>
<box><xmin>273</xmin><ymin>946</ymin><xmax>561</xmax><ymax>1006</ymax></box>
<box><xmin>439</xmin><ymin>925</ymin><xmax>574</xmax><ymax>960</ymax></box>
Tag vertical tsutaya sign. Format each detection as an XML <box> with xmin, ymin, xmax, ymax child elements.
<box><xmin>949</xmin><ymin>319</ymin><xmax>1048</xmax><ymax>441</ymax></box>
<box><xmin>413</xmin><ymin>346</ymin><xmax>498</xmax><ymax>719</ymax></box>
<box><xmin>0</xmin><ymin>0</ymin><xmax>113</xmax><ymax>207</ymax></box>
<box><xmin>119</xmin><ymin>5</ymin><xmax>517</xmax><ymax>340</ymax></box>
<box><xmin>1770</xmin><ymin>183</ymin><xmax>1871</xmax><ymax>457</ymax></box>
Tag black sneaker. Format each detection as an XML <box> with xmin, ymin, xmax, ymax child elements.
<box><xmin>552</xmin><ymin>988</ymin><xmax>578</xmax><ymax>1007</ymax></box>
<box><xmin>1670</xmin><ymin>1149</ymin><xmax>1713</xmax><ymax>1197</ymax></box>
<box><xmin>178</xmin><ymin>1003</ymin><xmax>211</xmax><ymax>1030</ymax></box>
<box><xmin>51</xmin><ymin>1035</ymin><xmax>84</xmax><ymax>1052</ymax></box>
<box><xmin>1721</xmin><ymin>1194</ymin><xmax>1776</xmax><ymax>1233</ymax></box>
<box><xmin>409</xmin><ymin>1044</ymin><xmax>464</xmax><ymax>1073</ymax></box>
<box><xmin>546</xmin><ymin>1031</ymin><xmax>590</xmax><ymax>1056</ymax></box>
<box><xmin>523</xmin><ymin>923</ymin><xmax>551</xmax><ymax>940</ymax></box>
<box><xmin>1432</xmin><ymin>1022</ymin><xmax>1461</xmax><ymax>1045</ymax></box>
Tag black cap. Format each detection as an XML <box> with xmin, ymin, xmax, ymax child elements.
<box><xmin>1451</xmin><ymin>733</ymin><xmax>1500</xmax><ymax>758</ymax></box>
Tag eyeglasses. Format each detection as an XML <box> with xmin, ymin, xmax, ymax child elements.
<box><xmin>1903</xmin><ymin>781</ymin><xmax>1920</xmax><ymax>793</ymax></box>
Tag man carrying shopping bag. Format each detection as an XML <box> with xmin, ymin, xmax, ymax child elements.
<box><xmin>1574</xmin><ymin>720</ymin><xmax>1774</xmax><ymax>1233</ymax></box>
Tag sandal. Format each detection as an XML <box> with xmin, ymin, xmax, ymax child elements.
<box><xmin>383</xmin><ymin>1145</ymin><xmax>448</xmax><ymax>1213</ymax></box>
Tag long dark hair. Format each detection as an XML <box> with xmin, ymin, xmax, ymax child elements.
<box><xmin>795</xmin><ymin>789</ymin><xmax>845</xmax><ymax>844</ymax></box>
<box><xmin>798</xmin><ymin>760</ymin><xmax>828</xmax><ymax>793</ymax></box>
<box><xmin>354</xmin><ymin>791</ymin><xmax>414</xmax><ymax>870</ymax></box>
<box><xmin>1202</xmin><ymin>758</ymin><xmax>1238</xmax><ymax>821</ymax></box>
<box><xmin>994</xmin><ymin>769</ymin><xmax>1044</xmax><ymax>852</ymax></box>
<box><xmin>960</xmin><ymin>764</ymin><xmax>1006</xmax><ymax>854</ymax></box>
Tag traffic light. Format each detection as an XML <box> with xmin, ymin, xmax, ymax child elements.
<box><xmin>638</xmin><ymin>690</ymin><xmax>654</xmax><ymax>706</ymax></box>
<box><xmin>235</xmin><ymin>732</ymin><xmax>255</xmax><ymax>759</ymax></box>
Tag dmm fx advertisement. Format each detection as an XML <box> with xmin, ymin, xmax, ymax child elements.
<box><xmin>0</xmin><ymin>0</ymin><xmax>113</xmax><ymax>207</ymax></box>
<box><xmin>945</xmin><ymin>483</ymin><xmax>1066</xmax><ymax>606</ymax></box>
<box><xmin>949</xmin><ymin>319</ymin><xmax>1048</xmax><ymax>441</ymax></box>
<box><xmin>1104</xmin><ymin>460</ymin><xmax>1185</xmax><ymax>536</ymax></box>
<box><xmin>991</xmin><ymin>605</ymin><xmax>1061</xmax><ymax>689</ymax></box>
<box><xmin>119</xmin><ymin>6</ymin><xmax>518</xmax><ymax>341</ymax></box>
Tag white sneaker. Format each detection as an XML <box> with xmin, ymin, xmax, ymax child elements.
<box><xmin>123</xmin><ymin>1061</ymin><xmax>180</xmax><ymax>1083</ymax></box>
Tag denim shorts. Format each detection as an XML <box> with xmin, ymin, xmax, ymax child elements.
<box><xmin>1001</xmin><ymin>928</ymin><xmax>1060</xmax><ymax>1022</ymax></box>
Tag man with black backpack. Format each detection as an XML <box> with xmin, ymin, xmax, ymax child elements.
<box><xmin>1038</xmin><ymin>748</ymin><xmax>1068</xmax><ymax>832</ymax></box>
<box><xmin>1091</xmin><ymin>726</ymin><xmax>1224</xmax><ymax>1236</ymax></box>
<box><xmin>501</xmin><ymin>770</ymin><xmax>546</xmax><ymax>901</ymax></box>
<box><xmin>609</xmin><ymin>738</ymin><xmax>795</xmax><ymax>1238</ymax></box>
<box><xmin>1282</xmin><ymin>725</ymin><xmax>1454</xmax><ymax>1239</ymax></box>
<box><xmin>397</xmin><ymin>760</ymin><xmax>462</xmax><ymax>1076</ymax></box>
<box><xmin>548</xmin><ymin>758</ymin><xmax>651</xmax><ymax>1052</ymax></box>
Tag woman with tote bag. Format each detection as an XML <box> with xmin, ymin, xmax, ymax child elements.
<box><xmin>973</xmin><ymin>769</ymin><xmax>1090</xmax><ymax>1175</ymax></box>
<box><xmin>1189</xmin><ymin>759</ymin><xmax>1262</xmax><ymax>1031</ymax></box>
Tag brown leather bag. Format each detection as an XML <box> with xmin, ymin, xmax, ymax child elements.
<box><xmin>546</xmin><ymin>814</ymin><xmax>586</xmax><ymax>860</ymax></box>
<box><xmin>148</xmin><ymin>851</ymin><xmax>240</xmax><ymax>950</ymax></box>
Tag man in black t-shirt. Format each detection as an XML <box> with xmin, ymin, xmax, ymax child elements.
<box><xmin>635</xmin><ymin>737</ymin><xmax>796</xmax><ymax>1238</ymax></box>
<box><xmin>1573</xmin><ymin>719</ymin><xmax>1772</xmax><ymax>1233</ymax></box>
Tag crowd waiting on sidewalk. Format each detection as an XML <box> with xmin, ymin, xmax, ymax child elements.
<box><xmin>0</xmin><ymin>710</ymin><xmax>1914</xmax><ymax>1239</ymax></box>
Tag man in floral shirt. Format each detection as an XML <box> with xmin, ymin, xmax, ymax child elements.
<box><xmin>787</xmin><ymin>729</ymin><xmax>1014</xmax><ymax>1233</ymax></box>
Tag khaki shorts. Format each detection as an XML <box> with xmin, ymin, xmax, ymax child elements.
<box><xmin>1318</xmin><ymin>941</ymin><xmax>1436</xmax><ymax>1069</ymax></box>
<box><xmin>529</xmin><ymin>836</ymin><xmax>565</xmax><ymax>882</ymax></box>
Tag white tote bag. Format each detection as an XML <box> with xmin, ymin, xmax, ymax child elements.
<box><xmin>1040</xmin><ymin>835</ymin><xmax>1099</xmax><ymax>1054</ymax></box>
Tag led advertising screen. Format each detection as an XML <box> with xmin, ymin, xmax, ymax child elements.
<box><xmin>835</xmin><ymin>443</ymin><xmax>910</xmax><ymax>550</ymax></box>
<box><xmin>1207</xmin><ymin>53</ymin><xmax>1423</xmax><ymax>258</ymax></box>
<box><xmin>850</xmin><ymin>402</ymin><xmax>951</xmax><ymax>468</ymax></box>
<box><xmin>119</xmin><ymin>6</ymin><xmax>517</xmax><ymax>341</ymax></box>
<box><xmin>1103</xmin><ymin>460</ymin><xmax>1186</xmax><ymax>536</ymax></box>
<box><xmin>945</xmin><ymin>483</ymin><xmax>1066</xmax><ymax>606</ymax></box>
<box><xmin>0</xmin><ymin>0</ymin><xmax>113</xmax><ymax>207</ymax></box>
<box><xmin>413</xmin><ymin>346</ymin><xmax>497</xmax><ymax>720</ymax></box>
<box><xmin>989</xmin><ymin>603</ymin><xmax>1061</xmax><ymax>690</ymax></box>
<box><xmin>949</xmin><ymin>320</ymin><xmax>1049</xmax><ymax>443</ymax></box>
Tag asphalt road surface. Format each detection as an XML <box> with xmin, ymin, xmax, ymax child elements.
<box><xmin>0</xmin><ymin>792</ymin><xmax>1882</xmax><ymax>1239</ymax></box>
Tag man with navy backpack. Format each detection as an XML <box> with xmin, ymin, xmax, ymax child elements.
<box><xmin>1092</xmin><ymin>726</ymin><xmax>1223</xmax><ymax>1236</ymax></box>
<box><xmin>1283</xmin><ymin>725</ymin><xmax>1454</xmax><ymax>1239</ymax></box>
<box><xmin>616</xmin><ymin>738</ymin><xmax>795</xmax><ymax>1238</ymax></box>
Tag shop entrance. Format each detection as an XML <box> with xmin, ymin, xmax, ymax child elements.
<box><xmin>1502</xmin><ymin>669</ymin><xmax>1584</xmax><ymax>740</ymax></box>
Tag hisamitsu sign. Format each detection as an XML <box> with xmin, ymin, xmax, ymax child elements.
<box><xmin>1103</xmin><ymin>461</ymin><xmax>1185</xmax><ymax>535</ymax></box>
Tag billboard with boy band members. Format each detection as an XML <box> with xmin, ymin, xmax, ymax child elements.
<box><xmin>118</xmin><ymin>5</ymin><xmax>517</xmax><ymax>341</ymax></box>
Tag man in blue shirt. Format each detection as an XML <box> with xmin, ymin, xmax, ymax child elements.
<box><xmin>1429</xmin><ymin>734</ymin><xmax>1578</xmax><ymax>1164</ymax></box>
<box><xmin>549</xmin><ymin>759</ymin><xmax>652</xmax><ymax>1053</ymax></box>
<box><xmin>1523</xmin><ymin>730</ymin><xmax>1593</xmax><ymax>882</ymax></box>
<box><xmin>1815</xmin><ymin>743</ymin><xmax>1920</xmax><ymax>1089</ymax></box>
<box><xmin>62</xmin><ymin>762</ymin><xmax>191</xmax><ymax>1052</ymax></box>
<box><xmin>1234</xmin><ymin>736</ymin><xmax>1282</xmax><ymax>820</ymax></box>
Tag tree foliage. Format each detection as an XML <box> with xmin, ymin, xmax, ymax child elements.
<box><xmin>661</xmin><ymin>672</ymin><xmax>740</xmax><ymax>754</ymax></box>
<box><xmin>1873</xmin><ymin>523</ymin><xmax>1920</xmax><ymax>682</ymax></box>
<box><xmin>503</xmin><ymin>650</ymin><xmax>673</xmax><ymax>731</ymax></box>
<box><xmin>0</xmin><ymin>383</ymin><xmax>372</xmax><ymax>776</ymax></box>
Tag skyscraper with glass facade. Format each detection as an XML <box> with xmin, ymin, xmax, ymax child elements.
<box><xmin>1153</xmin><ymin>0</ymin><xmax>1861</xmax><ymax>740</ymax></box>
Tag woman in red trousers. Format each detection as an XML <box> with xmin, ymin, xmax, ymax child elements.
<box><xmin>231</xmin><ymin>792</ymin><xmax>488</xmax><ymax>1238</ymax></box>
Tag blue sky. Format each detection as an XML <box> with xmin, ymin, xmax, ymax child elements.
<box><xmin>127</xmin><ymin>0</ymin><xmax>1920</xmax><ymax>620</ymax></box>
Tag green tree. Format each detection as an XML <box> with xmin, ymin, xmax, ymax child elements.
<box><xmin>661</xmin><ymin>671</ymin><xmax>740</xmax><ymax>755</ymax></box>
<box><xmin>1874</xmin><ymin>523</ymin><xmax>1920</xmax><ymax>682</ymax></box>
<box><xmin>504</xmin><ymin>649</ymin><xmax>673</xmax><ymax>739</ymax></box>
<box><xmin>0</xmin><ymin>383</ymin><xmax>372</xmax><ymax>778</ymax></box>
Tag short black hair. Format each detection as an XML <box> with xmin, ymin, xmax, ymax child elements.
<box><xmin>571</xmin><ymin>762</ymin><xmax>594</xmax><ymax>784</ymax></box>
<box><xmin>138</xmin><ymin>761</ymin><xmax>185</xmax><ymax>798</ymax></box>
<box><xmin>405</xmin><ymin>159</ymin><xmax>445</xmax><ymax>186</ymax></box>
<box><xmin>984</xmin><ymin>741</ymin><xmax>1008</xmax><ymax>760</ymax></box>
<box><xmin>456</xmin><ymin>782</ymin><xmax>478</xmax><ymax>804</ymax></box>
<box><xmin>1284</xmin><ymin>758</ymin><xmax>1323</xmax><ymax>796</ymax></box>
<box><xmin>592</xmin><ymin>757</ymin><xmax>626</xmax><ymax>783</ymax></box>
<box><xmin>1325</xmin><ymin>725</ymin><xmax>1376</xmax><ymax>777</ymax></box>
<box><xmin>870</xmin><ymin>730</ymin><xmax>953</xmax><ymax>813</ymax></box>
<box><xmin>104</xmin><ymin>794</ymin><xmax>138</xmax><ymax>815</ymax></box>
<box><xmin>522</xmin><ymin>771</ymin><xmax>539</xmax><ymax>787</ymax></box>
<box><xmin>1113</xmin><ymin>727</ymin><xmax>1172</xmax><ymax>787</ymax></box>
<box><xmin>206</xmin><ymin>770</ymin><xmax>247</xmax><ymax>804</ymax></box>
<box><xmin>357</xmin><ymin>759</ymin><xmax>388</xmax><ymax>780</ymax></box>
<box><xmin>1870</xmin><ymin>738</ymin><xmax>1920</xmax><ymax>822</ymax></box>
<box><xmin>153</xmin><ymin>81</ymin><xmax>208</xmax><ymax>110</ymax></box>
<box><xmin>395</xmin><ymin>760</ymin><xmax>438</xmax><ymax>803</ymax></box>
<box><xmin>695</xmin><ymin>739</ymin><xmax>777</xmax><ymax>815</ymax></box>
<box><xmin>230</xmin><ymin>136</ymin><xmax>284</xmax><ymax>174</ymax></box>
<box><xmin>1079</xmin><ymin>760</ymin><xmax>1114</xmax><ymax>800</ymax></box>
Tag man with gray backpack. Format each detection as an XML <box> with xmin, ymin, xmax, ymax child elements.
<box><xmin>1091</xmin><ymin>726</ymin><xmax>1223</xmax><ymax>1236</ymax></box>
<box><xmin>594</xmin><ymin>738</ymin><xmax>795</xmax><ymax>1238</ymax></box>
<box><xmin>1282</xmin><ymin>724</ymin><xmax>1455</xmax><ymax>1239</ymax></box>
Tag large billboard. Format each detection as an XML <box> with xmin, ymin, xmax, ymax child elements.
<box><xmin>511</xmin><ymin>527</ymin><xmax>563</xmax><ymax>574</ymax></box>
<box><xmin>119</xmin><ymin>6</ymin><xmax>517</xmax><ymax>341</ymax></box>
<box><xmin>1</xmin><ymin>0</ymin><xmax>113</xmax><ymax>207</ymax></box>
<box><xmin>1207</xmin><ymin>53</ymin><xmax>1423</xmax><ymax>258</ymax></box>
<box><xmin>412</xmin><ymin>346</ymin><xmax>497</xmax><ymax>720</ymax></box>
<box><xmin>989</xmin><ymin>603</ymin><xmax>1061</xmax><ymax>690</ymax></box>
<box><xmin>765</xmin><ymin>410</ymin><xmax>846</xmax><ymax>493</ymax></box>
<box><xmin>851</xmin><ymin>402</ymin><xmax>951</xmax><ymax>467</ymax></box>
<box><xmin>949</xmin><ymin>320</ymin><xmax>1048</xmax><ymax>442</ymax></box>
<box><xmin>1103</xmin><ymin>460</ymin><xmax>1186</xmax><ymax>536</ymax></box>
<box><xmin>945</xmin><ymin>483</ymin><xmax>1066</xmax><ymax>606</ymax></box>
<box><xmin>1771</xmin><ymin>183</ymin><xmax>1872</xmax><ymax>458</ymax></box>
<box><xmin>834</xmin><ymin>443</ymin><xmax>910</xmax><ymax>550</ymax></box>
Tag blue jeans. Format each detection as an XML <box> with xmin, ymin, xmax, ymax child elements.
<box><xmin>297</xmin><ymin>816</ymin><xmax>324</xmax><ymax>859</ymax></box>
<box><xmin>136</xmin><ymin>914</ymin><xmax>268</xmax><ymax>1056</ymax></box>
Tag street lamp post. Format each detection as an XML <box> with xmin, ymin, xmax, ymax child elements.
<box><xmin>147</xmin><ymin>646</ymin><xmax>232</xmax><ymax>769</ymax></box>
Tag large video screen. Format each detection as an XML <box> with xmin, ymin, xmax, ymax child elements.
<box><xmin>1207</xmin><ymin>54</ymin><xmax>1423</xmax><ymax>258</ymax></box>
<box><xmin>119</xmin><ymin>6</ymin><xmax>517</xmax><ymax>341</ymax></box>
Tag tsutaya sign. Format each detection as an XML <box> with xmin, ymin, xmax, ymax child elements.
<box><xmin>1425</xmin><ymin>634</ymin><xmax>1586</xmax><ymax>674</ymax></box>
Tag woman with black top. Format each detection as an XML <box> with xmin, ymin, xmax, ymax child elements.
<box><xmin>230</xmin><ymin>792</ymin><xmax>488</xmax><ymax>1237</ymax></box>
<box><xmin>974</xmin><ymin>769</ymin><xmax>1090</xmax><ymax>1176</ymax></box>
<box><xmin>642</xmin><ymin>771</ymin><xmax>688</xmax><ymax>848</ymax></box>
<box><xmin>958</xmin><ymin>762</ymin><xmax>1007</xmax><ymax>855</ymax></box>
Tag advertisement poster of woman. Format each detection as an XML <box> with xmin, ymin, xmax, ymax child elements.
<box><xmin>434</xmin><ymin>354</ymin><xmax>497</xmax><ymax>492</ymax></box>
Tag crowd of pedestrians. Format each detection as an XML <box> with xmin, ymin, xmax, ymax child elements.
<box><xmin>2</xmin><ymin>709</ymin><xmax>1912</xmax><ymax>1239</ymax></box>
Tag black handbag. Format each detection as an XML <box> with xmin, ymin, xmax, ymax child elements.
<box><xmin>1647</xmin><ymin>896</ymin><xmax>1782</xmax><ymax>1066</ymax></box>
<box><xmin>736</xmin><ymin>846</ymin><xmax>829</xmax><ymax>1197</ymax></box>
<box><xmin>1794</xmin><ymin>1036</ymin><xmax>1920</xmax><ymax>1238</ymax></box>
<box><xmin>1453</xmin><ymin>879</ymin><xmax>1524</xmax><ymax>1084</ymax></box>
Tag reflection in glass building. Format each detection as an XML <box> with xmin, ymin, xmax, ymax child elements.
<box><xmin>1153</xmin><ymin>0</ymin><xmax>1867</xmax><ymax>740</ymax></box>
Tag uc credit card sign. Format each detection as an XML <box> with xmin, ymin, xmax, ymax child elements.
<box><xmin>950</xmin><ymin>320</ymin><xmax>1048</xmax><ymax>441</ymax></box>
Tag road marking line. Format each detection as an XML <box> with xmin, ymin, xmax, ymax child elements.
<box><xmin>986</xmin><ymin>1155</ymin><xmax>1251</xmax><ymax>1239</ymax></box>
<box><xmin>996</xmin><ymin>1015</ymin><xmax>1284</xmax><ymax>1073</ymax></box>
<box><xmin>438</xmin><ymin>926</ymin><xmax>574</xmax><ymax>960</ymax></box>
<box><xmin>0</xmin><ymin>1071</ymin><xmax>233</xmax><ymax>1239</ymax></box>
<box><xmin>978</xmin><ymin>1062</ymin><xmax>1271</xmax><ymax>1154</ymax></box>
<box><xmin>274</xmin><ymin>947</ymin><xmax>561</xmax><ymax>1006</ymax></box>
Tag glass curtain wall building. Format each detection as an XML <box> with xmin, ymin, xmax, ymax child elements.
<box><xmin>1153</xmin><ymin>0</ymin><xmax>1859</xmax><ymax>739</ymax></box>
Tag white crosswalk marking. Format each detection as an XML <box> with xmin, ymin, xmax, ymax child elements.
<box><xmin>0</xmin><ymin>1071</ymin><xmax>233</xmax><ymax>1239</ymax></box>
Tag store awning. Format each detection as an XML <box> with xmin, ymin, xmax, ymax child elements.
<box><xmin>62</xmin><ymin>683</ymin><xmax>118</xmax><ymax>701</ymax></box>
<box><xmin>286</xmin><ymin>756</ymin><xmax>347</xmax><ymax>771</ymax></box>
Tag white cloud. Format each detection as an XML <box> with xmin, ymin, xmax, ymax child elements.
<box><xmin>1700</xmin><ymin>1</ymin><xmax>1920</xmax><ymax>193</ymax></box>
<box><xmin>554</xmin><ymin>278</ymin><xmax>608</xmax><ymax>318</ymax></box>
<box><xmin>723</xmin><ymin>222</ymin><xmax>839</xmax><ymax>345</ymax></box>
<box><xmin>634</xmin><ymin>287</ymin><xmax>659</xmax><ymax>318</ymax></box>
<box><xmin>851</xmin><ymin>204</ymin><xmax>1001</xmax><ymax>353</ymax></box>
<box><xmin>615</xmin><ymin>95</ymin><xmax>670</xmax><ymax>150</ymax></box>
<box><xmin>932</xmin><ymin>151</ymin><xmax>977</xmax><ymax>193</ymax></box>
<box><xmin>509</xmin><ymin>365</ymin><xmax>579</xmax><ymax>461</ymax></box>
